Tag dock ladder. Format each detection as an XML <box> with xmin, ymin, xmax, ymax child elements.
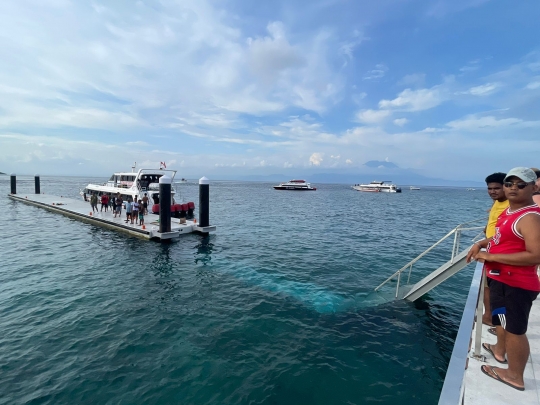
<box><xmin>374</xmin><ymin>218</ymin><xmax>486</xmax><ymax>301</ymax></box>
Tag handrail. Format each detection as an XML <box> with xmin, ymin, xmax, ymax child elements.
<box><xmin>438</xmin><ymin>260</ymin><xmax>484</xmax><ymax>405</ymax></box>
<box><xmin>374</xmin><ymin>217</ymin><xmax>486</xmax><ymax>297</ymax></box>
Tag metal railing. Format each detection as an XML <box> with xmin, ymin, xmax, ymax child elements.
<box><xmin>438</xmin><ymin>260</ymin><xmax>485</xmax><ymax>405</ymax></box>
<box><xmin>374</xmin><ymin>217</ymin><xmax>486</xmax><ymax>298</ymax></box>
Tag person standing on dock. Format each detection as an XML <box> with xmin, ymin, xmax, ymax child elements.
<box><xmin>90</xmin><ymin>193</ymin><xmax>98</xmax><ymax>213</ymax></box>
<box><xmin>467</xmin><ymin>167</ymin><xmax>540</xmax><ymax>391</ymax></box>
<box><xmin>101</xmin><ymin>193</ymin><xmax>109</xmax><ymax>212</ymax></box>
<box><xmin>131</xmin><ymin>199</ymin><xmax>139</xmax><ymax>225</ymax></box>
<box><xmin>142</xmin><ymin>193</ymin><xmax>149</xmax><ymax>215</ymax></box>
<box><xmin>125</xmin><ymin>197</ymin><xmax>133</xmax><ymax>223</ymax></box>
<box><xmin>114</xmin><ymin>193</ymin><xmax>123</xmax><ymax>218</ymax></box>
<box><xmin>482</xmin><ymin>172</ymin><xmax>509</xmax><ymax>327</ymax></box>
<box><xmin>138</xmin><ymin>200</ymin><xmax>144</xmax><ymax>227</ymax></box>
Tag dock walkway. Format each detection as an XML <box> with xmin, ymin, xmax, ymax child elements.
<box><xmin>439</xmin><ymin>260</ymin><xmax>540</xmax><ymax>404</ymax></box>
<box><xmin>9</xmin><ymin>193</ymin><xmax>215</xmax><ymax>240</ymax></box>
<box><xmin>465</xmin><ymin>299</ymin><xmax>540</xmax><ymax>403</ymax></box>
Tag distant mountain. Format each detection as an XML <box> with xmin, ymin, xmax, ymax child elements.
<box><xmin>364</xmin><ymin>160</ymin><xmax>398</xmax><ymax>169</ymax></box>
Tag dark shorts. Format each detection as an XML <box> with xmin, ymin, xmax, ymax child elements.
<box><xmin>488</xmin><ymin>278</ymin><xmax>538</xmax><ymax>335</ymax></box>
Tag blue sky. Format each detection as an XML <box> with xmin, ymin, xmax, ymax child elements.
<box><xmin>0</xmin><ymin>0</ymin><xmax>539</xmax><ymax>181</ymax></box>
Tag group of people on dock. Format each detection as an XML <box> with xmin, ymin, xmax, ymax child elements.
<box><xmin>467</xmin><ymin>167</ymin><xmax>540</xmax><ymax>391</ymax></box>
<box><xmin>87</xmin><ymin>192</ymin><xmax>150</xmax><ymax>227</ymax></box>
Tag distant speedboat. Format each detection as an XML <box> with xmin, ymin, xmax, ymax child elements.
<box><xmin>353</xmin><ymin>181</ymin><xmax>401</xmax><ymax>193</ymax></box>
<box><xmin>410</xmin><ymin>186</ymin><xmax>421</xmax><ymax>190</ymax></box>
<box><xmin>273</xmin><ymin>180</ymin><xmax>316</xmax><ymax>191</ymax></box>
<box><xmin>466</xmin><ymin>188</ymin><xmax>476</xmax><ymax>191</ymax></box>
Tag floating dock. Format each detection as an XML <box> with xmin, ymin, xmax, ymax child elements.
<box><xmin>8</xmin><ymin>193</ymin><xmax>216</xmax><ymax>241</ymax></box>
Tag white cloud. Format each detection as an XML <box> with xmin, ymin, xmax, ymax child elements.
<box><xmin>459</xmin><ymin>59</ymin><xmax>482</xmax><ymax>73</ymax></box>
<box><xmin>393</xmin><ymin>118</ymin><xmax>409</xmax><ymax>127</ymax></box>
<box><xmin>355</xmin><ymin>109</ymin><xmax>391</xmax><ymax>124</ymax></box>
<box><xmin>379</xmin><ymin>87</ymin><xmax>444</xmax><ymax>111</ymax></box>
<box><xmin>526</xmin><ymin>81</ymin><xmax>540</xmax><ymax>90</ymax></box>
<box><xmin>247</xmin><ymin>22</ymin><xmax>305</xmax><ymax>83</ymax></box>
<box><xmin>345</xmin><ymin>159</ymin><xmax>352</xmax><ymax>164</ymax></box>
<box><xmin>445</xmin><ymin>115</ymin><xmax>539</xmax><ymax>131</ymax></box>
<box><xmin>363</xmin><ymin>64</ymin><xmax>388</xmax><ymax>80</ymax></box>
<box><xmin>309</xmin><ymin>152</ymin><xmax>324</xmax><ymax>166</ymax></box>
<box><xmin>0</xmin><ymin>1</ymin><xmax>347</xmax><ymax>138</ymax></box>
<box><xmin>461</xmin><ymin>82</ymin><xmax>500</xmax><ymax>96</ymax></box>
<box><xmin>397</xmin><ymin>73</ymin><xmax>426</xmax><ymax>87</ymax></box>
<box><xmin>339</xmin><ymin>30</ymin><xmax>367</xmax><ymax>61</ymax></box>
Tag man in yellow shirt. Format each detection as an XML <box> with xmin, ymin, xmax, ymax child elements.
<box><xmin>482</xmin><ymin>172</ymin><xmax>509</xmax><ymax>327</ymax></box>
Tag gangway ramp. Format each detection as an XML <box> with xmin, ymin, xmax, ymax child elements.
<box><xmin>374</xmin><ymin>218</ymin><xmax>485</xmax><ymax>301</ymax></box>
<box><xmin>402</xmin><ymin>246</ymin><xmax>471</xmax><ymax>301</ymax></box>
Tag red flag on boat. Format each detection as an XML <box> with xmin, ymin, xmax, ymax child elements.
<box><xmin>160</xmin><ymin>161</ymin><xmax>167</xmax><ymax>168</ymax></box>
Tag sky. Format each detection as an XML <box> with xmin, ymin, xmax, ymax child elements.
<box><xmin>0</xmin><ymin>0</ymin><xmax>539</xmax><ymax>181</ymax></box>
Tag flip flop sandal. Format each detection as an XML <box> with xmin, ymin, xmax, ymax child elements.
<box><xmin>488</xmin><ymin>327</ymin><xmax>496</xmax><ymax>336</ymax></box>
<box><xmin>481</xmin><ymin>365</ymin><xmax>524</xmax><ymax>391</ymax></box>
<box><xmin>482</xmin><ymin>343</ymin><xmax>507</xmax><ymax>364</ymax></box>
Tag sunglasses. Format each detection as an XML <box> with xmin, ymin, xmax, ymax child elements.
<box><xmin>503</xmin><ymin>181</ymin><xmax>533</xmax><ymax>189</ymax></box>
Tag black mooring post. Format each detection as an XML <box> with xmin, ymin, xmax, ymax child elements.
<box><xmin>199</xmin><ymin>176</ymin><xmax>209</xmax><ymax>227</ymax></box>
<box><xmin>159</xmin><ymin>175</ymin><xmax>172</xmax><ymax>234</ymax></box>
<box><xmin>10</xmin><ymin>174</ymin><xmax>16</xmax><ymax>194</ymax></box>
<box><xmin>35</xmin><ymin>174</ymin><xmax>40</xmax><ymax>194</ymax></box>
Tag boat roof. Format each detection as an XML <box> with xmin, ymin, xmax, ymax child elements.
<box><xmin>85</xmin><ymin>184</ymin><xmax>175</xmax><ymax>194</ymax></box>
<box><xmin>111</xmin><ymin>169</ymin><xmax>177</xmax><ymax>176</ymax></box>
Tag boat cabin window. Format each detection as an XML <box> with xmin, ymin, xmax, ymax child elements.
<box><xmin>139</xmin><ymin>174</ymin><xmax>163</xmax><ymax>190</ymax></box>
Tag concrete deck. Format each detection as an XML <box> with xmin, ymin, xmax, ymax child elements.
<box><xmin>465</xmin><ymin>304</ymin><xmax>540</xmax><ymax>404</ymax></box>
<box><xmin>8</xmin><ymin>193</ymin><xmax>216</xmax><ymax>240</ymax></box>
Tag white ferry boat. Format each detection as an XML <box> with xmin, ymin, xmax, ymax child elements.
<box><xmin>273</xmin><ymin>180</ymin><xmax>316</xmax><ymax>191</ymax></box>
<box><xmin>80</xmin><ymin>163</ymin><xmax>178</xmax><ymax>207</ymax></box>
<box><xmin>352</xmin><ymin>181</ymin><xmax>402</xmax><ymax>193</ymax></box>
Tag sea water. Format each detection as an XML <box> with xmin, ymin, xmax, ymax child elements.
<box><xmin>0</xmin><ymin>176</ymin><xmax>489</xmax><ymax>404</ymax></box>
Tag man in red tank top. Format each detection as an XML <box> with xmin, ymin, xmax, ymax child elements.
<box><xmin>467</xmin><ymin>167</ymin><xmax>540</xmax><ymax>391</ymax></box>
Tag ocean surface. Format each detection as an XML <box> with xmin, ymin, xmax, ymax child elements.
<box><xmin>0</xmin><ymin>176</ymin><xmax>489</xmax><ymax>405</ymax></box>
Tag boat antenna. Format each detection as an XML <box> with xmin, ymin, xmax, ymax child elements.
<box><xmin>132</xmin><ymin>162</ymin><xmax>136</xmax><ymax>173</ymax></box>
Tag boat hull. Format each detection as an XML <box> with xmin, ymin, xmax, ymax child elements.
<box><xmin>273</xmin><ymin>186</ymin><xmax>316</xmax><ymax>191</ymax></box>
<box><xmin>353</xmin><ymin>186</ymin><xmax>401</xmax><ymax>193</ymax></box>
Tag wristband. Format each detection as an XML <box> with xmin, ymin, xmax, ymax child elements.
<box><xmin>474</xmin><ymin>242</ymin><xmax>482</xmax><ymax>248</ymax></box>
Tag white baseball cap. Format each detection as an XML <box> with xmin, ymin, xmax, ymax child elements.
<box><xmin>504</xmin><ymin>167</ymin><xmax>537</xmax><ymax>183</ymax></box>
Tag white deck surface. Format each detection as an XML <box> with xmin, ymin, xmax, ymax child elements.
<box><xmin>465</xmin><ymin>302</ymin><xmax>540</xmax><ymax>403</ymax></box>
<box><xmin>8</xmin><ymin>193</ymin><xmax>213</xmax><ymax>240</ymax></box>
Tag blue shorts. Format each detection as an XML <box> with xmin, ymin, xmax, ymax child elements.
<box><xmin>115</xmin><ymin>206</ymin><xmax>121</xmax><ymax>212</ymax></box>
